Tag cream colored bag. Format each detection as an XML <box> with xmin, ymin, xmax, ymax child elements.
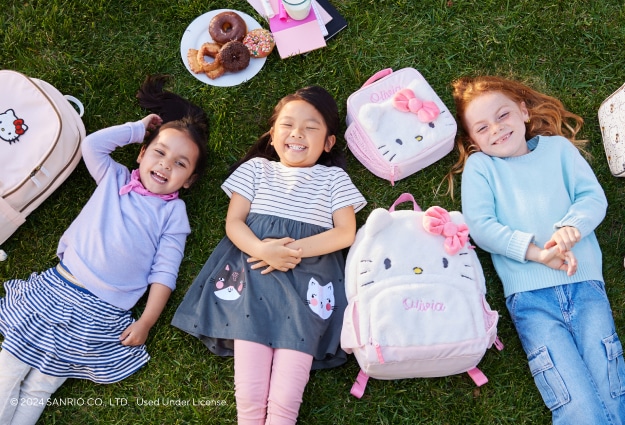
<box><xmin>0</xmin><ymin>70</ymin><xmax>85</xmax><ymax>245</ymax></box>
<box><xmin>599</xmin><ymin>82</ymin><xmax>625</xmax><ymax>177</ymax></box>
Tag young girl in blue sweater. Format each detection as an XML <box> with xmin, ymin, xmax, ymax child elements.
<box><xmin>449</xmin><ymin>75</ymin><xmax>625</xmax><ymax>424</ymax></box>
<box><xmin>0</xmin><ymin>75</ymin><xmax>208</xmax><ymax>425</ymax></box>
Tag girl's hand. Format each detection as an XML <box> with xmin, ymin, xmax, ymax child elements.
<box><xmin>248</xmin><ymin>237</ymin><xmax>302</xmax><ymax>274</ymax></box>
<box><xmin>119</xmin><ymin>319</ymin><xmax>151</xmax><ymax>346</ymax></box>
<box><xmin>537</xmin><ymin>246</ymin><xmax>578</xmax><ymax>276</ymax></box>
<box><xmin>141</xmin><ymin>113</ymin><xmax>163</xmax><ymax>136</ymax></box>
<box><xmin>544</xmin><ymin>226</ymin><xmax>581</xmax><ymax>254</ymax></box>
<box><xmin>118</xmin><ymin>283</ymin><xmax>170</xmax><ymax>346</ymax></box>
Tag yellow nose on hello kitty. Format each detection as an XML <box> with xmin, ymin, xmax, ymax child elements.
<box><xmin>413</xmin><ymin>267</ymin><xmax>423</xmax><ymax>274</ymax></box>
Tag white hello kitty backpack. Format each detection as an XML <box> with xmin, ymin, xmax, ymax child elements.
<box><xmin>0</xmin><ymin>70</ymin><xmax>86</xmax><ymax>248</ymax></box>
<box><xmin>340</xmin><ymin>193</ymin><xmax>503</xmax><ymax>398</ymax></box>
<box><xmin>345</xmin><ymin>68</ymin><xmax>457</xmax><ymax>185</ymax></box>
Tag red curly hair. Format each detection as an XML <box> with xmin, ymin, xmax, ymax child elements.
<box><xmin>446</xmin><ymin>76</ymin><xmax>586</xmax><ymax>197</ymax></box>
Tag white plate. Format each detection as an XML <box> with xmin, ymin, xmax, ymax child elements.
<box><xmin>180</xmin><ymin>9</ymin><xmax>267</xmax><ymax>87</ymax></box>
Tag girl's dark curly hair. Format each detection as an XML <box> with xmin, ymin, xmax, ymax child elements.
<box><xmin>136</xmin><ymin>74</ymin><xmax>209</xmax><ymax>182</ymax></box>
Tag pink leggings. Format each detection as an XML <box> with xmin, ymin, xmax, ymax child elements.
<box><xmin>234</xmin><ymin>340</ymin><xmax>313</xmax><ymax>425</ymax></box>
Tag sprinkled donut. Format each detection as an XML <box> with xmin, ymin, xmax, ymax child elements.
<box><xmin>209</xmin><ymin>11</ymin><xmax>247</xmax><ymax>44</ymax></box>
<box><xmin>242</xmin><ymin>29</ymin><xmax>275</xmax><ymax>58</ymax></box>
<box><xmin>218</xmin><ymin>41</ymin><xmax>251</xmax><ymax>72</ymax></box>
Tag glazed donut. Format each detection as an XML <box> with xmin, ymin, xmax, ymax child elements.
<box><xmin>242</xmin><ymin>29</ymin><xmax>275</xmax><ymax>58</ymax></box>
<box><xmin>218</xmin><ymin>41</ymin><xmax>251</xmax><ymax>72</ymax></box>
<box><xmin>187</xmin><ymin>47</ymin><xmax>225</xmax><ymax>79</ymax></box>
<box><xmin>186</xmin><ymin>48</ymin><xmax>204</xmax><ymax>74</ymax></box>
<box><xmin>205</xmin><ymin>64</ymin><xmax>226</xmax><ymax>80</ymax></box>
<box><xmin>196</xmin><ymin>42</ymin><xmax>222</xmax><ymax>72</ymax></box>
<box><xmin>209</xmin><ymin>11</ymin><xmax>247</xmax><ymax>44</ymax></box>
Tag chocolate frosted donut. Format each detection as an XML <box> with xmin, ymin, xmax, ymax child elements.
<box><xmin>218</xmin><ymin>41</ymin><xmax>251</xmax><ymax>72</ymax></box>
<box><xmin>209</xmin><ymin>11</ymin><xmax>247</xmax><ymax>44</ymax></box>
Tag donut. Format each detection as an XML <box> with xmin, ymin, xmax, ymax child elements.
<box><xmin>217</xmin><ymin>41</ymin><xmax>251</xmax><ymax>72</ymax></box>
<box><xmin>209</xmin><ymin>11</ymin><xmax>247</xmax><ymax>44</ymax></box>
<box><xmin>196</xmin><ymin>42</ymin><xmax>222</xmax><ymax>72</ymax></box>
<box><xmin>205</xmin><ymin>64</ymin><xmax>226</xmax><ymax>80</ymax></box>
<box><xmin>187</xmin><ymin>47</ymin><xmax>225</xmax><ymax>79</ymax></box>
<box><xmin>186</xmin><ymin>48</ymin><xmax>204</xmax><ymax>73</ymax></box>
<box><xmin>242</xmin><ymin>29</ymin><xmax>275</xmax><ymax>58</ymax></box>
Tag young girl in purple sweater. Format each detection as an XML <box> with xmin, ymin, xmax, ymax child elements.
<box><xmin>0</xmin><ymin>75</ymin><xmax>208</xmax><ymax>425</ymax></box>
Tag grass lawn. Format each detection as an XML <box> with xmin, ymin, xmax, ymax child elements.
<box><xmin>2</xmin><ymin>0</ymin><xmax>625</xmax><ymax>423</ymax></box>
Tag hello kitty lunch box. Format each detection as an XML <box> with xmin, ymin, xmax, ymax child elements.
<box><xmin>345</xmin><ymin>68</ymin><xmax>457</xmax><ymax>185</ymax></box>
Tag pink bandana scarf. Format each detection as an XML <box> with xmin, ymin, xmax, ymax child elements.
<box><xmin>119</xmin><ymin>169</ymin><xmax>179</xmax><ymax>201</ymax></box>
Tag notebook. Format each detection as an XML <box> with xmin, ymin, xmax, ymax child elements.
<box><xmin>315</xmin><ymin>0</ymin><xmax>347</xmax><ymax>41</ymax></box>
<box><xmin>246</xmin><ymin>0</ymin><xmax>346</xmax><ymax>57</ymax></box>
<box><xmin>268</xmin><ymin>0</ymin><xmax>326</xmax><ymax>58</ymax></box>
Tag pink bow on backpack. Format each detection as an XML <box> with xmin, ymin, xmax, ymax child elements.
<box><xmin>392</xmin><ymin>88</ymin><xmax>440</xmax><ymax>123</ymax></box>
<box><xmin>422</xmin><ymin>206</ymin><xmax>469</xmax><ymax>255</ymax></box>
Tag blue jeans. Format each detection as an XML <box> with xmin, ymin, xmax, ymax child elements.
<box><xmin>506</xmin><ymin>281</ymin><xmax>625</xmax><ymax>425</ymax></box>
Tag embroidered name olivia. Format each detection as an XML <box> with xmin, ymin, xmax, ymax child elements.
<box><xmin>369</xmin><ymin>85</ymin><xmax>402</xmax><ymax>103</ymax></box>
<box><xmin>403</xmin><ymin>297</ymin><xmax>446</xmax><ymax>312</ymax></box>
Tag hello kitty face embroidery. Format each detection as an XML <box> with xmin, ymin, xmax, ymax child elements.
<box><xmin>0</xmin><ymin>109</ymin><xmax>28</xmax><ymax>144</ymax></box>
<box><xmin>306</xmin><ymin>277</ymin><xmax>336</xmax><ymax>320</ymax></box>
<box><xmin>358</xmin><ymin>252</ymin><xmax>474</xmax><ymax>288</ymax></box>
<box><xmin>211</xmin><ymin>264</ymin><xmax>245</xmax><ymax>301</ymax></box>
<box><xmin>357</xmin><ymin>79</ymin><xmax>456</xmax><ymax>163</ymax></box>
<box><xmin>351</xmin><ymin>206</ymin><xmax>481</xmax><ymax>297</ymax></box>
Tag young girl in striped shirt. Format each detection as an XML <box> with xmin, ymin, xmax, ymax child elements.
<box><xmin>0</xmin><ymin>75</ymin><xmax>208</xmax><ymax>425</ymax></box>
<box><xmin>172</xmin><ymin>86</ymin><xmax>366</xmax><ymax>425</ymax></box>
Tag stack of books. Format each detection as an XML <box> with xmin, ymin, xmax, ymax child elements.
<box><xmin>247</xmin><ymin>0</ymin><xmax>347</xmax><ymax>58</ymax></box>
<box><xmin>315</xmin><ymin>0</ymin><xmax>348</xmax><ymax>42</ymax></box>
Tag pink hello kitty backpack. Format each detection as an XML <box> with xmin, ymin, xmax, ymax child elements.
<box><xmin>345</xmin><ymin>68</ymin><xmax>457</xmax><ymax>185</ymax></box>
<box><xmin>0</xmin><ymin>70</ymin><xmax>86</xmax><ymax>247</ymax></box>
<box><xmin>340</xmin><ymin>193</ymin><xmax>503</xmax><ymax>398</ymax></box>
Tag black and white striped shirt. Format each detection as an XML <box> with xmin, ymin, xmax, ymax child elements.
<box><xmin>222</xmin><ymin>158</ymin><xmax>366</xmax><ymax>228</ymax></box>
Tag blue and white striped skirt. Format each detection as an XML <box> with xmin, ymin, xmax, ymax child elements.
<box><xmin>0</xmin><ymin>265</ymin><xmax>150</xmax><ymax>383</ymax></box>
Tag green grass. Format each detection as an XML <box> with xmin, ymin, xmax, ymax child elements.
<box><xmin>2</xmin><ymin>0</ymin><xmax>625</xmax><ymax>423</ymax></box>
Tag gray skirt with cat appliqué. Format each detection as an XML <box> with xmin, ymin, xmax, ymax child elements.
<box><xmin>171</xmin><ymin>213</ymin><xmax>348</xmax><ymax>370</ymax></box>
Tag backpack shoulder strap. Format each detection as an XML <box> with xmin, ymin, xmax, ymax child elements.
<box><xmin>389</xmin><ymin>192</ymin><xmax>422</xmax><ymax>212</ymax></box>
<box><xmin>350</xmin><ymin>369</ymin><xmax>370</xmax><ymax>399</ymax></box>
<box><xmin>467</xmin><ymin>367</ymin><xmax>488</xmax><ymax>386</ymax></box>
<box><xmin>466</xmin><ymin>336</ymin><xmax>504</xmax><ymax>387</ymax></box>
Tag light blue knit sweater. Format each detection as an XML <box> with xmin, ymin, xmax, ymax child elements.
<box><xmin>461</xmin><ymin>135</ymin><xmax>607</xmax><ymax>297</ymax></box>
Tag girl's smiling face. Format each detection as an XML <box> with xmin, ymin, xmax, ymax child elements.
<box><xmin>137</xmin><ymin>128</ymin><xmax>199</xmax><ymax>195</ymax></box>
<box><xmin>464</xmin><ymin>91</ymin><xmax>530</xmax><ymax>158</ymax></box>
<box><xmin>270</xmin><ymin>100</ymin><xmax>336</xmax><ymax>168</ymax></box>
